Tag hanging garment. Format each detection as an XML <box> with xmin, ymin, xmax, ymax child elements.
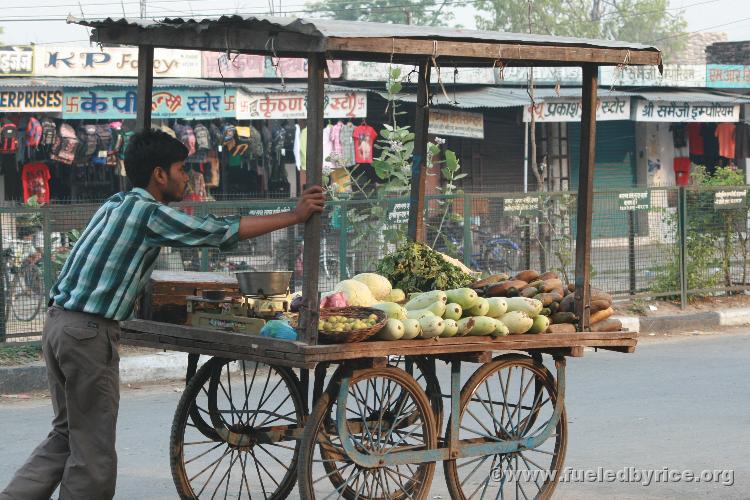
<box><xmin>299</xmin><ymin>127</ymin><xmax>307</xmax><ymax>171</ymax></box>
<box><xmin>340</xmin><ymin>122</ymin><xmax>356</xmax><ymax>167</ymax></box>
<box><xmin>353</xmin><ymin>124</ymin><xmax>377</xmax><ymax>164</ymax></box>
<box><xmin>322</xmin><ymin>123</ymin><xmax>335</xmax><ymax>173</ymax></box>
<box><xmin>293</xmin><ymin>124</ymin><xmax>302</xmax><ymax>171</ymax></box>
<box><xmin>715</xmin><ymin>123</ymin><xmax>736</xmax><ymax>159</ymax></box>
<box><xmin>686</xmin><ymin>123</ymin><xmax>704</xmax><ymax>155</ymax></box>
<box><xmin>22</xmin><ymin>162</ymin><xmax>51</xmax><ymax>204</ymax></box>
<box><xmin>670</xmin><ymin>123</ymin><xmax>687</xmax><ymax>149</ymax></box>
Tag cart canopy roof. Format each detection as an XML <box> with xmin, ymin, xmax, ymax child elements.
<box><xmin>74</xmin><ymin>15</ymin><xmax>661</xmax><ymax>67</ymax></box>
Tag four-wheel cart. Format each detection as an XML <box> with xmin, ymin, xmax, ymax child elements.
<box><xmin>76</xmin><ymin>15</ymin><xmax>661</xmax><ymax>499</ymax></box>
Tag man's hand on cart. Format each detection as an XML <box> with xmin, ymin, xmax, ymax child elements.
<box><xmin>293</xmin><ymin>185</ymin><xmax>326</xmax><ymax>223</ymax></box>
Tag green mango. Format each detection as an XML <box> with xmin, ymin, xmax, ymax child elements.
<box><xmin>405</xmin><ymin>291</ymin><xmax>448</xmax><ymax>311</ymax></box>
<box><xmin>442</xmin><ymin>319</ymin><xmax>459</xmax><ymax>337</ymax></box>
<box><xmin>443</xmin><ymin>303</ymin><xmax>463</xmax><ymax>320</ymax></box>
<box><xmin>446</xmin><ymin>288</ymin><xmax>479</xmax><ymax>309</ymax></box>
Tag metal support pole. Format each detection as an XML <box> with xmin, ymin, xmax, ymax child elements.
<box><xmin>574</xmin><ymin>64</ymin><xmax>598</xmax><ymax>331</ymax></box>
<box><xmin>462</xmin><ymin>193</ymin><xmax>472</xmax><ymax>267</ymax></box>
<box><xmin>339</xmin><ymin>200</ymin><xmax>349</xmax><ymax>279</ymax></box>
<box><xmin>449</xmin><ymin>360</ymin><xmax>461</xmax><ymax>452</ymax></box>
<box><xmin>628</xmin><ymin>209</ymin><xmax>636</xmax><ymax>295</ymax></box>
<box><xmin>678</xmin><ymin>187</ymin><xmax>688</xmax><ymax>309</ymax></box>
<box><xmin>42</xmin><ymin>207</ymin><xmax>53</xmax><ymax>298</ymax></box>
<box><xmin>407</xmin><ymin>60</ymin><xmax>431</xmax><ymax>242</ymax></box>
<box><xmin>135</xmin><ymin>45</ymin><xmax>154</xmax><ymax>133</ymax></box>
<box><xmin>298</xmin><ymin>54</ymin><xmax>326</xmax><ymax>345</ymax></box>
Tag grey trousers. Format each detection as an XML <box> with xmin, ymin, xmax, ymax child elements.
<box><xmin>0</xmin><ymin>307</ymin><xmax>121</xmax><ymax>500</ymax></box>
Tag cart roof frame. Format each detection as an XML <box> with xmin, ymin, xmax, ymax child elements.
<box><xmin>77</xmin><ymin>15</ymin><xmax>661</xmax><ymax>67</ymax></box>
<box><xmin>74</xmin><ymin>15</ymin><xmax>661</xmax><ymax>341</ymax></box>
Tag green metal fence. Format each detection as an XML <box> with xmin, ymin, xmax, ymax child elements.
<box><xmin>2</xmin><ymin>185</ymin><xmax>749</xmax><ymax>341</ymax></box>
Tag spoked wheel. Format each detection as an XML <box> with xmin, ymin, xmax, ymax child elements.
<box><xmin>299</xmin><ymin>366</ymin><xmax>437</xmax><ymax>500</ymax></box>
<box><xmin>171</xmin><ymin>357</ymin><xmax>305</xmax><ymax>499</ymax></box>
<box><xmin>444</xmin><ymin>354</ymin><xmax>567</xmax><ymax>500</ymax></box>
<box><xmin>387</xmin><ymin>355</ymin><xmax>443</xmax><ymax>434</ymax></box>
<box><xmin>10</xmin><ymin>265</ymin><xmax>44</xmax><ymax>322</ymax></box>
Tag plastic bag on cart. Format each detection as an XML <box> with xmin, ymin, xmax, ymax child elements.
<box><xmin>260</xmin><ymin>319</ymin><xmax>298</xmax><ymax>340</ymax></box>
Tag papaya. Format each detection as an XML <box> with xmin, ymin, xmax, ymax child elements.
<box><xmin>505</xmin><ymin>297</ymin><xmax>543</xmax><ymax>318</ymax></box>
<box><xmin>485</xmin><ymin>280</ymin><xmax>527</xmax><ymax>298</ymax></box>
<box><xmin>560</xmin><ymin>293</ymin><xmax>575</xmax><ymax>313</ymax></box>
<box><xmin>590</xmin><ymin>318</ymin><xmax>623</xmax><ymax>332</ymax></box>
<box><xmin>405</xmin><ymin>291</ymin><xmax>448</xmax><ymax>311</ymax></box>
<box><xmin>443</xmin><ymin>303</ymin><xmax>463</xmax><ymax>321</ymax></box>
<box><xmin>470</xmin><ymin>274</ymin><xmax>509</xmax><ymax>289</ymax></box>
<box><xmin>514</xmin><ymin>269</ymin><xmax>540</xmax><ymax>283</ymax></box>
<box><xmin>548</xmin><ymin>302</ymin><xmax>560</xmax><ymax>314</ymax></box>
<box><xmin>591</xmin><ymin>299</ymin><xmax>611</xmax><ymax>313</ymax></box>
<box><xmin>551</xmin><ymin>312</ymin><xmax>578</xmax><ymax>324</ymax></box>
<box><xmin>528</xmin><ymin>279</ymin><xmax>545</xmax><ymax>290</ymax></box>
<box><xmin>446</xmin><ymin>288</ymin><xmax>479</xmax><ymax>309</ymax></box>
<box><xmin>520</xmin><ymin>287</ymin><xmax>539</xmax><ymax>298</ymax></box>
<box><xmin>442</xmin><ymin>319</ymin><xmax>459</xmax><ymax>337</ymax></box>
<box><xmin>486</xmin><ymin>297</ymin><xmax>508</xmax><ymax>318</ymax></box>
<box><xmin>547</xmin><ymin>323</ymin><xmax>576</xmax><ymax>334</ymax></box>
<box><xmin>568</xmin><ymin>283</ymin><xmax>576</xmax><ymax>293</ymax></box>
<box><xmin>527</xmin><ymin>315</ymin><xmax>550</xmax><ymax>334</ymax></box>
<box><xmin>466</xmin><ymin>297</ymin><xmax>490</xmax><ymax>317</ymax></box>
<box><xmin>591</xmin><ymin>289</ymin><xmax>613</xmax><ymax>305</ymax></box>
<box><xmin>534</xmin><ymin>293</ymin><xmax>557</xmax><ymax>307</ymax></box>
<box><xmin>466</xmin><ymin>316</ymin><xmax>497</xmax><ymax>336</ymax></box>
<box><xmin>539</xmin><ymin>271</ymin><xmax>559</xmax><ymax>281</ymax></box>
<box><xmin>540</xmin><ymin>279</ymin><xmax>564</xmax><ymax>293</ymax></box>
<box><xmin>401</xmin><ymin>319</ymin><xmax>421</xmax><ymax>339</ymax></box>
<box><xmin>590</xmin><ymin>307</ymin><xmax>614</xmax><ymax>325</ymax></box>
<box><xmin>457</xmin><ymin>317</ymin><xmax>476</xmax><ymax>336</ymax></box>
<box><xmin>540</xmin><ymin>307</ymin><xmax>552</xmax><ymax>317</ymax></box>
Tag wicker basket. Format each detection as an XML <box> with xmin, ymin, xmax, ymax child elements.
<box><xmin>289</xmin><ymin>307</ymin><xmax>387</xmax><ymax>344</ymax></box>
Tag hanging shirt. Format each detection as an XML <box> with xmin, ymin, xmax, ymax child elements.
<box><xmin>686</xmin><ymin>123</ymin><xmax>704</xmax><ymax>155</ymax></box>
<box><xmin>293</xmin><ymin>124</ymin><xmax>302</xmax><ymax>170</ymax></box>
<box><xmin>715</xmin><ymin>123</ymin><xmax>736</xmax><ymax>159</ymax></box>
<box><xmin>299</xmin><ymin>127</ymin><xmax>307</xmax><ymax>171</ymax></box>
<box><xmin>22</xmin><ymin>162</ymin><xmax>51</xmax><ymax>204</ymax></box>
<box><xmin>340</xmin><ymin>122</ymin><xmax>356</xmax><ymax>167</ymax></box>
<box><xmin>322</xmin><ymin>124</ymin><xmax>335</xmax><ymax>173</ymax></box>
<box><xmin>353</xmin><ymin>124</ymin><xmax>377</xmax><ymax>164</ymax></box>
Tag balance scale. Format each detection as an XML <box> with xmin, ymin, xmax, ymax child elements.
<box><xmin>187</xmin><ymin>292</ymin><xmax>293</xmax><ymax>335</ymax></box>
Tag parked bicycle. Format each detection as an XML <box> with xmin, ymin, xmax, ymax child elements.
<box><xmin>431</xmin><ymin>223</ymin><xmax>521</xmax><ymax>275</ymax></box>
<box><xmin>2</xmin><ymin>240</ymin><xmax>45</xmax><ymax>323</ymax></box>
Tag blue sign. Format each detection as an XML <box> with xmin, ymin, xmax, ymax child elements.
<box><xmin>706</xmin><ymin>64</ymin><xmax>750</xmax><ymax>88</ymax></box>
<box><xmin>62</xmin><ymin>88</ymin><xmax>236</xmax><ymax>119</ymax></box>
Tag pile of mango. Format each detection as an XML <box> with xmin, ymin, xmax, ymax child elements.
<box><xmin>469</xmin><ymin>269</ymin><xmax>622</xmax><ymax>333</ymax></box>
<box><xmin>371</xmin><ymin>286</ymin><xmax>551</xmax><ymax>341</ymax></box>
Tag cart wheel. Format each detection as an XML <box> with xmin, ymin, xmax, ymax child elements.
<box><xmin>443</xmin><ymin>354</ymin><xmax>567</xmax><ymax>500</ymax></box>
<box><xmin>298</xmin><ymin>366</ymin><xmax>437</xmax><ymax>500</ymax></box>
<box><xmin>388</xmin><ymin>355</ymin><xmax>444</xmax><ymax>434</ymax></box>
<box><xmin>171</xmin><ymin>357</ymin><xmax>305</xmax><ymax>499</ymax></box>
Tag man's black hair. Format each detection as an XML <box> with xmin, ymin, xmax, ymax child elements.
<box><xmin>124</xmin><ymin>129</ymin><xmax>189</xmax><ymax>188</ymax></box>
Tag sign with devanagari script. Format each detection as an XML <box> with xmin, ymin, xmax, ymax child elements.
<box><xmin>235</xmin><ymin>90</ymin><xmax>367</xmax><ymax>120</ymax></box>
<box><xmin>632</xmin><ymin>99</ymin><xmax>739</xmax><ymax>122</ymax></box>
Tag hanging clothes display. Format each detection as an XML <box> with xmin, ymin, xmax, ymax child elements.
<box><xmin>340</xmin><ymin>122</ymin><xmax>356</xmax><ymax>167</ymax></box>
<box><xmin>21</xmin><ymin>162</ymin><xmax>51</xmax><ymax>204</ymax></box>
<box><xmin>293</xmin><ymin>123</ymin><xmax>302</xmax><ymax>171</ymax></box>
<box><xmin>322</xmin><ymin>123</ymin><xmax>335</xmax><ymax>172</ymax></box>
<box><xmin>353</xmin><ymin>123</ymin><xmax>377</xmax><ymax>164</ymax></box>
<box><xmin>715</xmin><ymin>123</ymin><xmax>736</xmax><ymax>160</ymax></box>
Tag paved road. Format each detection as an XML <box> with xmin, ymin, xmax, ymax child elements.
<box><xmin>1</xmin><ymin>331</ymin><xmax>748</xmax><ymax>499</ymax></box>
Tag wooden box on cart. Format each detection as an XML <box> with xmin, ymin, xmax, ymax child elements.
<box><xmin>137</xmin><ymin>270</ymin><xmax>239</xmax><ymax>325</ymax></box>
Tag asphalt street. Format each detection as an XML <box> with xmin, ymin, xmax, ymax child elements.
<box><xmin>0</xmin><ymin>331</ymin><xmax>748</xmax><ymax>499</ymax></box>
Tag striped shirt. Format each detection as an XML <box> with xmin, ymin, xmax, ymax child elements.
<box><xmin>50</xmin><ymin>188</ymin><xmax>240</xmax><ymax>320</ymax></box>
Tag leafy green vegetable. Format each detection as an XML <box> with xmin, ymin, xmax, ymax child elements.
<box><xmin>377</xmin><ymin>242</ymin><xmax>475</xmax><ymax>293</ymax></box>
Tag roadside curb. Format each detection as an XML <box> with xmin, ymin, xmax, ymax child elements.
<box><xmin>4</xmin><ymin>307</ymin><xmax>750</xmax><ymax>394</ymax></box>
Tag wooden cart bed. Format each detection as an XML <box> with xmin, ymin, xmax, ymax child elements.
<box><xmin>121</xmin><ymin>319</ymin><xmax>637</xmax><ymax>369</ymax></box>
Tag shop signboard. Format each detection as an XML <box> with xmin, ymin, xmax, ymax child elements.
<box><xmin>343</xmin><ymin>61</ymin><xmax>495</xmax><ymax>84</ymax></box>
<box><xmin>0</xmin><ymin>88</ymin><xmax>63</xmax><ymax>113</ymax></box>
<box><xmin>618</xmin><ymin>191</ymin><xmax>650</xmax><ymax>211</ymax></box>
<box><xmin>502</xmin><ymin>195</ymin><xmax>539</xmax><ymax>216</ymax></box>
<box><xmin>632</xmin><ymin>99</ymin><xmax>739</xmax><ymax>122</ymax></box>
<box><xmin>236</xmin><ymin>90</ymin><xmax>367</xmax><ymax>120</ymax></box>
<box><xmin>202</xmin><ymin>53</ymin><xmax>342</xmax><ymax>79</ymax></box>
<box><xmin>706</xmin><ymin>64</ymin><xmax>750</xmax><ymax>88</ymax></box>
<box><xmin>523</xmin><ymin>97</ymin><xmax>630</xmax><ymax>122</ymax></box>
<box><xmin>62</xmin><ymin>88</ymin><xmax>236</xmax><ymax>119</ymax></box>
<box><xmin>0</xmin><ymin>46</ymin><xmax>34</xmax><ymax>76</ymax></box>
<box><xmin>600</xmin><ymin>65</ymin><xmax>706</xmax><ymax>87</ymax></box>
<box><xmin>34</xmin><ymin>46</ymin><xmax>202</xmax><ymax>78</ymax></box>
<box><xmin>428</xmin><ymin>109</ymin><xmax>484</xmax><ymax>139</ymax></box>
<box><xmin>246</xmin><ymin>203</ymin><xmax>296</xmax><ymax>216</ymax></box>
<box><xmin>714</xmin><ymin>189</ymin><xmax>747</xmax><ymax>209</ymax></box>
<box><xmin>495</xmin><ymin>66</ymin><xmax>583</xmax><ymax>85</ymax></box>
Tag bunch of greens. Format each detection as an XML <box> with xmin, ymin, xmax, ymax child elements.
<box><xmin>377</xmin><ymin>241</ymin><xmax>475</xmax><ymax>293</ymax></box>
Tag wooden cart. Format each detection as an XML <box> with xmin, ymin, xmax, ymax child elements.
<box><xmin>77</xmin><ymin>15</ymin><xmax>660</xmax><ymax>499</ymax></box>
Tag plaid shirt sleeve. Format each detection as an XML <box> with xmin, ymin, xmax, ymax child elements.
<box><xmin>145</xmin><ymin>204</ymin><xmax>241</xmax><ymax>251</ymax></box>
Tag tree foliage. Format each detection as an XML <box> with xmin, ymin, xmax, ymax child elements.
<box><xmin>305</xmin><ymin>0</ymin><xmax>454</xmax><ymax>26</ymax></box>
<box><xmin>474</xmin><ymin>0</ymin><xmax>687</xmax><ymax>60</ymax></box>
